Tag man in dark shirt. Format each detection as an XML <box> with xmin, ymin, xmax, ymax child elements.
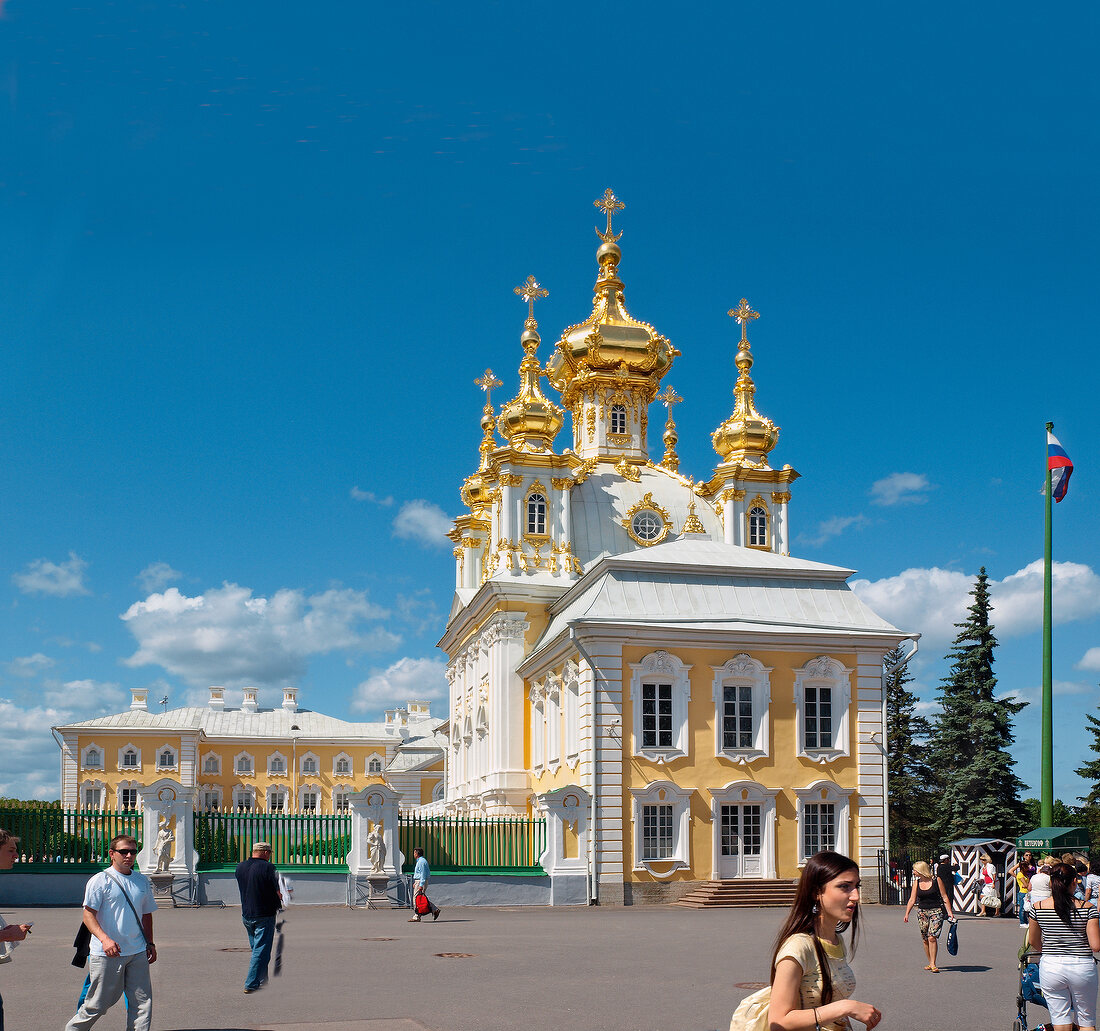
<box><xmin>235</xmin><ymin>841</ymin><xmax>281</xmax><ymax>994</ymax></box>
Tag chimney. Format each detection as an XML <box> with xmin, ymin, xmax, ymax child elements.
<box><xmin>130</xmin><ymin>688</ymin><xmax>149</xmax><ymax>712</ymax></box>
<box><xmin>208</xmin><ymin>686</ymin><xmax>225</xmax><ymax>711</ymax></box>
<box><xmin>407</xmin><ymin>700</ymin><xmax>431</xmax><ymax>722</ymax></box>
<box><xmin>241</xmin><ymin>687</ymin><xmax>259</xmax><ymax>714</ymax></box>
<box><xmin>282</xmin><ymin>687</ymin><xmax>298</xmax><ymax>713</ymax></box>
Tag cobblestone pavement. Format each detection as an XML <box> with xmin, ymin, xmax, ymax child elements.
<box><xmin>1</xmin><ymin>902</ymin><xmax>1029</xmax><ymax>1030</ymax></box>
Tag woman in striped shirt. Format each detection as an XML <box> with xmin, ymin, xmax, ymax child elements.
<box><xmin>1028</xmin><ymin>862</ymin><xmax>1100</xmax><ymax>1031</ymax></box>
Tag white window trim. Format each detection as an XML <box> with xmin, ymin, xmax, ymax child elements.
<box><xmin>629</xmin><ymin>650</ymin><xmax>692</xmax><ymax>762</ymax></box>
<box><xmin>546</xmin><ymin>675</ymin><xmax>561</xmax><ymax>773</ymax></box>
<box><xmin>530</xmin><ymin>682</ymin><xmax>546</xmax><ymax>775</ymax></box>
<box><xmin>332</xmin><ymin>785</ymin><xmax>354</xmax><ymax>812</ymax></box>
<box><xmin>793</xmin><ymin>656</ymin><xmax>853</xmax><ymax>762</ymax></box>
<box><xmin>266</xmin><ymin>785</ymin><xmax>288</xmax><ymax>812</ymax></box>
<box><xmin>267</xmin><ymin>750</ymin><xmax>289</xmax><ymax>777</ymax></box>
<box><xmin>432</xmin><ymin>779</ymin><xmax>446</xmax><ymax>802</ymax></box>
<box><xmin>117</xmin><ymin>743</ymin><xmax>142</xmax><ymax>772</ymax></box>
<box><xmin>80</xmin><ymin>779</ymin><xmax>106</xmax><ymax>809</ymax></box>
<box><xmin>198</xmin><ymin>784</ymin><xmax>223</xmax><ymax>811</ymax></box>
<box><xmin>117</xmin><ymin>780</ymin><xmax>142</xmax><ymax>811</ymax></box>
<box><xmin>201</xmin><ymin>751</ymin><xmax>221</xmax><ymax>776</ymax></box>
<box><xmin>563</xmin><ymin>662</ymin><xmax>580</xmax><ymax>770</ymax></box>
<box><xmin>297</xmin><ymin>784</ymin><xmax>321</xmax><ymax>812</ymax></box>
<box><xmin>366</xmin><ymin>751</ymin><xmax>386</xmax><ymax>776</ymax></box>
<box><xmin>234</xmin><ymin>750</ymin><xmax>255</xmax><ymax>777</ymax></box>
<box><xmin>712</xmin><ymin>654</ymin><xmax>772</xmax><ymax>763</ymax></box>
<box><xmin>300</xmin><ymin>751</ymin><xmax>320</xmax><ymax>776</ymax></box>
<box><xmin>155</xmin><ymin>744</ymin><xmax>179</xmax><ymax>771</ymax></box>
<box><xmin>333</xmin><ymin>751</ymin><xmax>354</xmax><ymax>777</ymax></box>
<box><xmin>794</xmin><ymin>780</ymin><xmax>852</xmax><ymax>864</ymax></box>
<box><xmin>81</xmin><ymin>743</ymin><xmax>103</xmax><ymax>770</ymax></box>
<box><xmin>629</xmin><ymin>780</ymin><xmax>693</xmax><ymax>877</ymax></box>
<box><xmin>232</xmin><ymin>785</ymin><xmax>256</xmax><ymax>812</ymax></box>
<box><xmin>708</xmin><ymin>781</ymin><xmax>780</xmax><ymax>879</ymax></box>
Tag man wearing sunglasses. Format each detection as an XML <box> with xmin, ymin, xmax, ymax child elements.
<box><xmin>65</xmin><ymin>835</ymin><xmax>157</xmax><ymax>1031</ymax></box>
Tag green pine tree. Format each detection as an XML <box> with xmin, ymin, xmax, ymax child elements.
<box><xmin>884</xmin><ymin>645</ymin><xmax>935</xmax><ymax>851</ymax></box>
<box><xmin>1073</xmin><ymin>701</ymin><xmax>1100</xmax><ymax>844</ymax></box>
<box><xmin>927</xmin><ymin>567</ymin><xmax>1028</xmax><ymax>841</ymax></box>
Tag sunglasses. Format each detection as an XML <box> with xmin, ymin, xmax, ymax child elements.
<box><xmin>112</xmin><ymin>849</ymin><xmax>138</xmax><ymax>856</ymax></box>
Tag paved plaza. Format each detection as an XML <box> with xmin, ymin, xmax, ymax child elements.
<box><xmin>2</xmin><ymin>902</ymin><xmax>1029</xmax><ymax>1031</ymax></box>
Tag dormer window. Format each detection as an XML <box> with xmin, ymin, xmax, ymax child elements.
<box><xmin>610</xmin><ymin>404</ymin><xmax>627</xmax><ymax>434</ymax></box>
<box><xmin>526</xmin><ymin>492</ymin><xmax>547</xmax><ymax>536</ymax></box>
<box><xmin>748</xmin><ymin>505</ymin><xmax>768</xmax><ymax>548</ymax></box>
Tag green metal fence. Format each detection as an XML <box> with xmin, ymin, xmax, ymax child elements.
<box><xmin>0</xmin><ymin>807</ymin><xmax>143</xmax><ymax>870</ymax></box>
<box><xmin>193</xmin><ymin>811</ymin><xmax>351</xmax><ymax>870</ymax></box>
<box><xmin>399</xmin><ymin>812</ymin><xmax>546</xmax><ymax>873</ymax></box>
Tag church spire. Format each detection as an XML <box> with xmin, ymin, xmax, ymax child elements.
<box><xmin>711</xmin><ymin>298</ymin><xmax>779</xmax><ymax>465</ymax></box>
<box><xmin>496</xmin><ymin>277</ymin><xmax>564</xmax><ymax>453</ymax></box>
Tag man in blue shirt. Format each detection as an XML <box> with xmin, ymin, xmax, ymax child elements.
<box><xmin>410</xmin><ymin>847</ymin><xmax>440</xmax><ymax>922</ymax></box>
<box><xmin>235</xmin><ymin>841</ymin><xmax>281</xmax><ymax>992</ymax></box>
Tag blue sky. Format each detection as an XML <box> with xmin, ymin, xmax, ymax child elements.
<box><xmin>1</xmin><ymin>2</ymin><xmax>1098</xmax><ymax>810</ymax></box>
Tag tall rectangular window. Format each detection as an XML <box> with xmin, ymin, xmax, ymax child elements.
<box><xmin>301</xmin><ymin>792</ymin><xmax>318</xmax><ymax>813</ymax></box>
<box><xmin>84</xmin><ymin>788</ymin><xmax>102</xmax><ymax>808</ymax></box>
<box><xmin>722</xmin><ymin>685</ymin><xmax>754</xmax><ymax>749</ymax></box>
<box><xmin>802</xmin><ymin>802</ymin><xmax>836</xmax><ymax>859</ymax></box>
<box><xmin>642</xmin><ymin>683</ymin><xmax>673</xmax><ymax>747</ymax></box>
<box><xmin>334</xmin><ymin>792</ymin><xmax>350</xmax><ymax>813</ymax></box>
<box><xmin>804</xmin><ymin>686</ymin><xmax>833</xmax><ymax>749</ymax></box>
<box><xmin>120</xmin><ymin>788</ymin><xmax>138</xmax><ymax>811</ymax></box>
<box><xmin>642</xmin><ymin>804</ymin><xmax>674</xmax><ymax>859</ymax></box>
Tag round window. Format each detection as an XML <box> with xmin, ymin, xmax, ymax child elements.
<box><xmin>631</xmin><ymin>510</ymin><xmax>665</xmax><ymax>542</ymax></box>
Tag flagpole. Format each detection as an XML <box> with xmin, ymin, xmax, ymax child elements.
<box><xmin>1042</xmin><ymin>420</ymin><xmax>1054</xmax><ymax>827</ymax></box>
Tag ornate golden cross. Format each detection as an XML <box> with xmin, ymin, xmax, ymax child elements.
<box><xmin>728</xmin><ymin>298</ymin><xmax>759</xmax><ymax>343</ymax></box>
<box><xmin>594</xmin><ymin>188</ymin><xmax>625</xmax><ymax>242</ymax></box>
<box><xmin>475</xmin><ymin>369</ymin><xmax>502</xmax><ymax>406</ymax></box>
<box><xmin>657</xmin><ymin>385</ymin><xmax>683</xmax><ymax>411</ymax></box>
<box><xmin>513</xmin><ymin>275</ymin><xmax>549</xmax><ymax>320</ymax></box>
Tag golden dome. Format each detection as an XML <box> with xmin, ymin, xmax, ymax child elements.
<box><xmin>497</xmin><ymin>277</ymin><xmax>564</xmax><ymax>452</ymax></box>
<box><xmin>545</xmin><ymin>190</ymin><xmax>679</xmax><ymax>406</ymax></box>
<box><xmin>711</xmin><ymin>299</ymin><xmax>780</xmax><ymax>464</ymax></box>
<box><xmin>461</xmin><ymin>369</ymin><xmax>502</xmax><ymax>514</ymax></box>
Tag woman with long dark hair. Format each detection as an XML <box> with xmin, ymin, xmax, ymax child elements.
<box><xmin>767</xmin><ymin>851</ymin><xmax>882</xmax><ymax>1031</ymax></box>
<box><xmin>1028</xmin><ymin>861</ymin><xmax>1100</xmax><ymax>1031</ymax></box>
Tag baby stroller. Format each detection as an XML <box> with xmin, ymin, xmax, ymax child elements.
<box><xmin>1014</xmin><ymin>948</ymin><xmax>1048</xmax><ymax>1031</ymax></box>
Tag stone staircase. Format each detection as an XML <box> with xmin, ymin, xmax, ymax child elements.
<box><xmin>673</xmin><ymin>878</ymin><xmax>799</xmax><ymax>909</ymax></box>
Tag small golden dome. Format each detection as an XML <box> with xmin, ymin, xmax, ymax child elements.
<box><xmin>498</xmin><ymin>278</ymin><xmax>564</xmax><ymax>452</ymax></box>
<box><xmin>711</xmin><ymin>299</ymin><xmax>780</xmax><ymax>464</ymax></box>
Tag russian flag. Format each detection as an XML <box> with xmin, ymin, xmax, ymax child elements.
<box><xmin>1048</xmin><ymin>430</ymin><xmax>1074</xmax><ymax>503</ymax></box>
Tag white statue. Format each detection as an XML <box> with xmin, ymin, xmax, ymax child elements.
<box><xmin>367</xmin><ymin>823</ymin><xmax>386</xmax><ymax>874</ymax></box>
<box><xmin>154</xmin><ymin>815</ymin><xmax>175</xmax><ymax>874</ymax></box>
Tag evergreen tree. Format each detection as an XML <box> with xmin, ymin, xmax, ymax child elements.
<box><xmin>884</xmin><ymin>645</ymin><xmax>934</xmax><ymax>851</ymax></box>
<box><xmin>1073</xmin><ymin>700</ymin><xmax>1100</xmax><ymax>844</ymax></box>
<box><xmin>926</xmin><ymin>567</ymin><xmax>1028</xmax><ymax>841</ymax></box>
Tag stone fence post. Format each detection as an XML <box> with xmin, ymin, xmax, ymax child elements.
<box><xmin>348</xmin><ymin>782</ymin><xmax>404</xmax><ymax>906</ymax></box>
<box><xmin>136</xmin><ymin>779</ymin><xmax>198</xmax><ymax>903</ymax></box>
<box><xmin>536</xmin><ymin>784</ymin><xmax>591</xmax><ymax>905</ymax></box>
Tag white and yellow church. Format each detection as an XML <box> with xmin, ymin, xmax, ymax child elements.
<box><xmin>439</xmin><ymin>190</ymin><xmax>913</xmax><ymax>904</ymax></box>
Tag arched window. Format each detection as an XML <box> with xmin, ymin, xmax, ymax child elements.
<box><xmin>368</xmin><ymin>756</ymin><xmax>383</xmax><ymax>775</ymax></box>
<box><xmin>84</xmin><ymin>748</ymin><xmax>101</xmax><ymax>769</ymax></box>
<box><xmin>610</xmin><ymin>404</ymin><xmax>627</xmax><ymax>434</ymax></box>
<box><xmin>748</xmin><ymin>506</ymin><xmax>768</xmax><ymax>547</ymax></box>
<box><xmin>334</xmin><ymin>755</ymin><xmax>351</xmax><ymax>776</ymax></box>
<box><xmin>302</xmin><ymin>756</ymin><xmax>317</xmax><ymax>774</ymax></box>
<box><xmin>122</xmin><ymin>749</ymin><xmax>139</xmax><ymax>768</ymax></box>
<box><xmin>203</xmin><ymin>754</ymin><xmax>220</xmax><ymax>775</ymax></box>
<box><xmin>157</xmin><ymin>748</ymin><xmax>177</xmax><ymax>770</ymax></box>
<box><xmin>526</xmin><ymin>492</ymin><xmax>547</xmax><ymax>536</ymax></box>
<box><xmin>236</xmin><ymin>754</ymin><xmax>253</xmax><ymax>775</ymax></box>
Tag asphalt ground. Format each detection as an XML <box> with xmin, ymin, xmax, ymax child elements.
<box><xmin>0</xmin><ymin>902</ymin><xmax>1032</xmax><ymax>1031</ymax></box>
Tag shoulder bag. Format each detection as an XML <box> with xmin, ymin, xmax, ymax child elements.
<box><xmin>730</xmin><ymin>937</ymin><xmax>823</xmax><ymax>1031</ymax></box>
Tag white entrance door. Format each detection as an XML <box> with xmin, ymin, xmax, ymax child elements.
<box><xmin>720</xmin><ymin>804</ymin><xmax>763</xmax><ymax>878</ymax></box>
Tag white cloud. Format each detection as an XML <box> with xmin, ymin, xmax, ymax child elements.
<box><xmin>121</xmin><ymin>583</ymin><xmax>398</xmax><ymax>688</ymax></box>
<box><xmin>5</xmin><ymin>653</ymin><xmax>55</xmax><ymax>678</ymax></box>
<box><xmin>138</xmin><ymin>561</ymin><xmax>182</xmax><ymax>593</ymax></box>
<box><xmin>0</xmin><ymin>698</ymin><xmax>87</xmax><ymax>801</ymax></box>
<box><xmin>798</xmin><ymin>515</ymin><xmax>869</xmax><ymax>548</ymax></box>
<box><xmin>869</xmin><ymin>472</ymin><xmax>933</xmax><ymax>507</ymax></box>
<box><xmin>392</xmin><ymin>500</ymin><xmax>453</xmax><ymax>548</ymax></box>
<box><xmin>43</xmin><ymin>678</ymin><xmax>127</xmax><ymax>711</ymax></box>
<box><xmin>351</xmin><ymin>656</ymin><xmax>448</xmax><ymax>713</ymax></box>
<box><xmin>851</xmin><ymin>560</ymin><xmax>1100</xmax><ymax>648</ymax></box>
<box><xmin>351</xmin><ymin>487</ymin><xmax>393</xmax><ymax>506</ymax></box>
<box><xmin>1076</xmin><ymin>648</ymin><xmax>1100</xmax><ymax>672</ymax></box>
<box><xmin>12</xmin><ymin>551</ymin><xmax>90</xmax><ymax>597</ymax></box>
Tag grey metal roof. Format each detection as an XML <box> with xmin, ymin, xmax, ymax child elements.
<box><xmin>56</xmin><ymin>706</ymin><xmax>440</xmax><ymax>742</ymax></box>
<box><xmin>529</xmin><ymin>537</ymin><xmax>910</xmax><ymax>654</ymax></box>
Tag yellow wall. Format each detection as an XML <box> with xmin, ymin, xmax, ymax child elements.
<box><xmin>619</xmin><ymin>644</ymin><xmax>861</xmax><ymax>882</ymax></box>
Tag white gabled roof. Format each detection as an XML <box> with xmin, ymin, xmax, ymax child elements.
<box><xmin>527</xmin><ymin>537</ymin><xmax>911</xmax><ymax>658</ymax></box>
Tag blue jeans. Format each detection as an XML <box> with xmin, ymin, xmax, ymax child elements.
<box><xmin>1018</xmin><ymin>888</ymin><xmax>1029</xmax><ymax>926</ymax></box>
<box><xmin>242</xmin><ymin>916</ymin><xmax>276</xmax><ymax>990</ymax></box>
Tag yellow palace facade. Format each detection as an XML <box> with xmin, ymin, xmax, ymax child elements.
<box><xmin>55</xmin><ymin>688</ymin><xmax>445</xmax><ymax>815</ymax></box>
<box><xmin>438</xmin><ymin>191</ymin><xmax>914</xmax><ymax>904</ymax></box>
